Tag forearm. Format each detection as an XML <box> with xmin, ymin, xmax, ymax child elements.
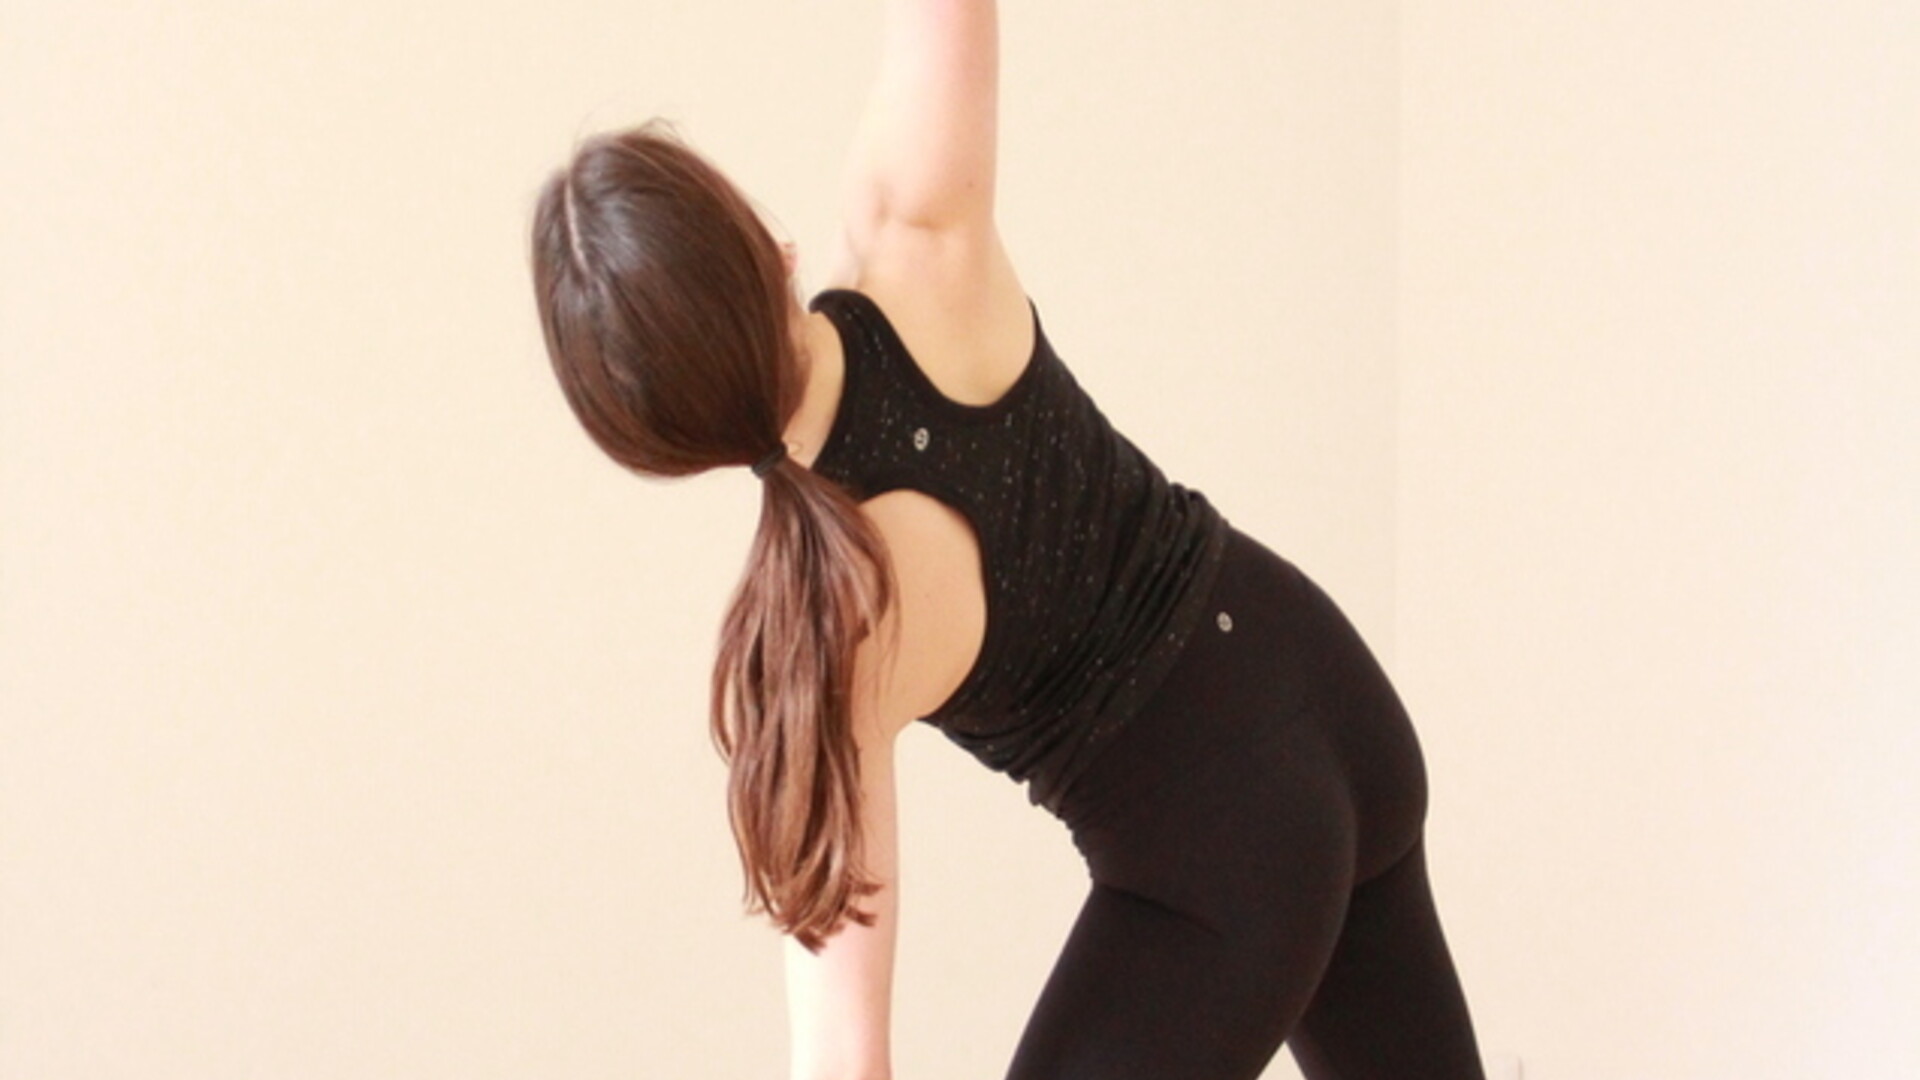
<box><xmin>783</xmin><ymin>738</ymin><xmax>901</xmax><ymax>1080</ymax></box>
<box><xmin>784</xmin><ymin>913</ymin><xmax>897</xmax><ymax>1080</ymax></box>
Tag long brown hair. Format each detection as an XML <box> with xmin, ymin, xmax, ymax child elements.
<box><xmin>527</xmin><ymin>119</ymin><xmax>894</xmax><ymax>952</ymax></box>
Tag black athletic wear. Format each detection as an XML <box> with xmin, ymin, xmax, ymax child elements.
<box><xmin>1010</xmin><ymin>528</ymin><xmax>1484</xmax><ymax>1079</ymax></box>
<box><xmin>808</xmin><ymin>288</ymin><xmax>1230</xmax><ymax>813</ymax></box>
<box><xmin>806</xmin><ymin>288</ymin><xmax>1483</xmax><ymax>1080</ymax></box>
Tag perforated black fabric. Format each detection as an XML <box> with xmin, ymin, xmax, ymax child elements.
<box><xmin>807</xmin><ymin>288</ymin><xmax>1230</xmax><ymax>811</ymax></box>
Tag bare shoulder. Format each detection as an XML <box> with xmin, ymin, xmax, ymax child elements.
<box><xmin>823</xmin><ymin>220</ymin><xmax>1034</xmax><ymax>407</ymax></box>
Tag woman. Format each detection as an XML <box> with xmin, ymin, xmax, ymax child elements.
<box><xmin>528</xmin><ymin>4</ymin><xmax>1484</xmax><ymax>1078</ymax></box>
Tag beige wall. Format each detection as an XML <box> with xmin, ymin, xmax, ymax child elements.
<box><xmin>1399</xmin><ymin>2</ymin><xmax>1919</xmax><ymax>1078</ymax></box>
<box><xmin>2</xmin><ymin>1</ymin><xmax>1909</xmax><ymax>1078</ymax></box>
<box><xmin>2</xmin><ymin>3</ymin><xmax>1392</xmax><ymax>1078</ymax></box>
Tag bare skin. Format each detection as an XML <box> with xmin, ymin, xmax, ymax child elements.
<box><xmin>774</xmin><ymin>4</ymin><xmax>1022</xmax><ymax>1077</ymax></box>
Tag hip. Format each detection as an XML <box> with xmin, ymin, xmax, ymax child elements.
<box><xmin>1051</xmin><ymin>525</ymin><xmax>1430</xmax><ymax>886</ymax></box>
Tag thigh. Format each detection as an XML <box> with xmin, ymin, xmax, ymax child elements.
<box><xmin>1009</xmin><ymin>529</ymin><xmax>1362</xmax><ymax>1079</ymax></box>
<box><xmin>1287</xmin><ymin>839</ymin><xmax>1486</xmax><ymax>1080</ymax></box>
<box><xmin>1009</xmin><ymin>704</ymin><xmax>1360</xmax><ymax>1079</ymax></box>
<box><xmin>1004</xmin><ymin>874</ymin><xmax>1345</xmax><ymax>1080</ymax></box>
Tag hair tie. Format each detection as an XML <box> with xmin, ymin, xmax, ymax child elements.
<box><xmin>750</xmin><ymin>444</ymin><xmax>788</xmax><ymax>479</ymax></box>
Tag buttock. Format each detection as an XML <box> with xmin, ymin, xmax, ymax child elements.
<box><xmin>1051</xmin><ymin>526</ymin><xmax>1430</xmax><ymax>914</ymax></box>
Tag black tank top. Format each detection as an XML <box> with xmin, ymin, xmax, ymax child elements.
<box><xmin>807</xmin><ymin>288</ymin><xmax>1231</xmax><ymax>812</ymax></box>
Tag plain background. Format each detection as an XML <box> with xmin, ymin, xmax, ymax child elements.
<box><xmin>2</xmin><ymin>2</ymin><xmax>1914</xmax><ymax>1078</ymax></box>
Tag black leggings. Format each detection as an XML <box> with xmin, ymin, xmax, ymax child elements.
<box><xmin>1006</xmin><ymin>527</ymin><xmax>1485</xmax><ymax>1080</ymax></box>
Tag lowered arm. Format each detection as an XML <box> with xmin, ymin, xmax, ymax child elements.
<box><xmin>781</xmin><ymin>719</ymin><xmax>902</xmax><ymax>1080</ymax></box>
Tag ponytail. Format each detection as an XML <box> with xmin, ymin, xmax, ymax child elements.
<box><xmin>710</xmin><ymin>454</ymin><xmax>897</xmax><ymax>953</ymax></box>
<box><xmin>527</xmin><ymin>119</ymin><xmax>893</xmax><ymax>951</ymax></box>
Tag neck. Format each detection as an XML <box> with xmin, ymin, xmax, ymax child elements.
<box><xmin>782</xmin><ymin>307</ymin><xmax>844</xmax><ymax>470</ymax></box>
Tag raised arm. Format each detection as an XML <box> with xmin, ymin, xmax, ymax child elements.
<box><xmin>826</xmin><ymin>0</ymin><xmax>1026</xmax><ymax>385</ymax></box>
<box><xmin>842</xmin><ymin>0</ymin><xmax>1001</xmax><ymax>241</ymax></box>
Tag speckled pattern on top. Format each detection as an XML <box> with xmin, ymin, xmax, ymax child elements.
<box><xmin>807</xmin><ymin>288</ymin><xmax>1231</xmax><ymax>814</ymax></box>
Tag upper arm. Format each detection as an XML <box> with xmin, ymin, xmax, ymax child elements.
<box><xmin>822</xmin><ymin>2</ymin><xmax>1026</xmax><ymax>339</ymax></box>
<box><xmin>842</xmin><ymin>0</ymin><xmax>1000</xmax><ymax>241</ymax></box>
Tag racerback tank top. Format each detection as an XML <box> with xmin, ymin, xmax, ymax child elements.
<box><xmin>807</xmin><ymin>288</ymin><xmax>1231</xmax><ymax>813</ymax></box>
